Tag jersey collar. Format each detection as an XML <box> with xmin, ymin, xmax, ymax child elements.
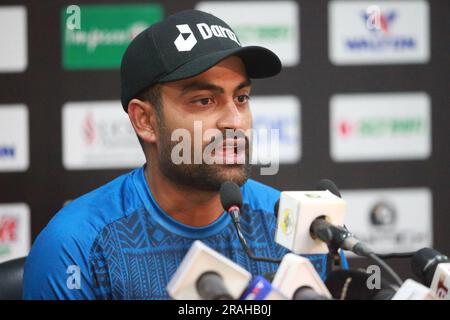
<box><xmin>132</xmin><ymin>165</ymin><xmax>232</xmax><ymax>239</ymax></box>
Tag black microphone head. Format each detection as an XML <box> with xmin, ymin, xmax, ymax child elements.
<box><xmin>219</xmin><ymin>181</ymin><xmax>243</xmax><ymax>211</ymax></box>
<box><xmin>274</xmin><ymin>199</ymin><xmax>280</xmax><ymax>218</ymax></box>
<box><xmin>315</xmin><ymin>179</ymin><xmax>341</xmax><ymax>198</ymax></box>
<box><xmin>411</xmin><ymin>247</ymin><xmax>449</xmax><ymax>286</ymax></box>
<box><xmin>196</xmin><ymin>271</ymin><xmax>232</xmax><ymax>300</ymax></box>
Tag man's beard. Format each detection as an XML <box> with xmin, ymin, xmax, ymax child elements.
<box><xmin>156</xmin><ymin>123</ymin><xmax>252</xmax><ymax>192</ymax></box>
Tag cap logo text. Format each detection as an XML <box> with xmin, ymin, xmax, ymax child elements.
<box><xmin>174</xmin><ymin>23</ymin><xmax>240</xmax><ymax>52</ymax></box>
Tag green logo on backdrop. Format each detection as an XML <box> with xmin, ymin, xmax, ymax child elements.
<box><xmin>233</xmin><ymin>25</ymin><xmax>292</xmax><ymax>43</ymax></box>
<box><xmin>62</xmin><ymin>4</ymin><xmax>163</xmax><ymax>69</ymax></box>
<box><xmin>359</xmin><ymin>118</ymin><xmax>425</xmax><ymax>137</ymax></box>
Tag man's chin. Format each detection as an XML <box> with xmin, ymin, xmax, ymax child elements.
<box><xmin>158</xmin><ymin>157</ymin><xmax>251</xmax><ymax>191</ymax></box>
<box><xmin>212</xmin><ymin>164</ymin><xmax>251</xmax><ymax>187</ymax></box>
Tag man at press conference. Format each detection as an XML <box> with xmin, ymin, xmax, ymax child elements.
<box><xmin>23</xmin><ymin>10</ymin><xmax>345</xmax><ymax>299</ymax></box>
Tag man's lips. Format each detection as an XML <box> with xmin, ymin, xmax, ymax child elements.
<box><xmin>209</xmin><ymin>139</ymin><xmax>246</xmax><ymax>163</ymax></box>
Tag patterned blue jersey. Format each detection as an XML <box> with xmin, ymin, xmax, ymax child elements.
<box><xmin>23</xmin><ymin>166</ymin><xmax>345</xmax><ymax>299</ymax></box>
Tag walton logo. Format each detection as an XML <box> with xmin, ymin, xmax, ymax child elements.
<box><xmin>365</xmin><ymin>11</ymin><xmax>396</xmax><ymax>34</ymax></box>
<box><xmin>174</xmin><ymin>23</ymin><xmax>240</xmax><ymax>52</ymax></box>
<box><xmin>345</xmin><ymin>10</ymin><xmax>416</xmax><ymax>50</ymax></box>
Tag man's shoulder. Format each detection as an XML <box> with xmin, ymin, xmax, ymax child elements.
<box><xmin>23</xmin><ymin>167</ymin><xmax>147</xmax><ymax>299</ymax></box>
<box><xmin>241</xmin><ymin>179</ymin><xmax>280</xmax><ymax>213</ymax></box>
<box><xmin>36</xmin><ymin>168</ymin><xmax>144</xmax><ymax>251</ymax></box>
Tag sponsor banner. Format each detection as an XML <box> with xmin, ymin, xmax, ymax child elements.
<box><xmin>250</xmin><ymin>96</ymin><xmax>301</xmax><ymax>164</ymax></box>
<box><xmin>61</xmin><ymin>4</ymin><xmax>163</xmax><ymax>69</ymax></box>
<box><xmin>196</xmin><ymin>1</ymin><xmax>300</xmax><ymax>66</ymax></box>
<box><xmin>62</xmin><ymin>101</ymin><xmax>145</xmax><ymax>169</ymax></box>
<box><xmin>0</xmin><ymin>203</ymin><xmax>30</xmax><ymax>263</ymax></box>
<box><xmin>0</xmin><ymin>105</ymin><xmax>29</xmax><ymax>171</ymax></box>
<box><xmin>342</xmin><ymin>188</ymin><xmax>432</xmax><ymax>255</ymax></box>
<box><xmin>329</xmin><ymin>0</ymin><xmax>429</xmax><ymax>65</ymax></box>
<box><xmin>330</xmin><ymin>92</ymin><xmax>431</xmax><ymax>162</ymax></box>
<box><xmin>0</xmin><ymin>6</ymin><xmax>27</xmax><ymax>72</ymax></box>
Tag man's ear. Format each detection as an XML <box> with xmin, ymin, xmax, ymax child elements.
<box><xmin>127</xmin><ymin>98</ymin><xmax>159</xmax><ymax>144</ymax></box>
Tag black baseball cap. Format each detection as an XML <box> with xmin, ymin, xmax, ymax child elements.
<box><xmin>120</xmin><ymin>9</ymin><xmax>282</xmax><ymax>112</ymax></box>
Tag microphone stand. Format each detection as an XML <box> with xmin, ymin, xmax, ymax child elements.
<box><xmin>327</xmin><ymin>248</ymin><xmax>343</xmax><ymax>275</ymax></box>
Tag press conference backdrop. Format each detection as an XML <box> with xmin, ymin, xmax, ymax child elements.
<box><xmin>0</xmin><ymin>0</ymin><xmax>449</xmax><ymax>281</ymax></box>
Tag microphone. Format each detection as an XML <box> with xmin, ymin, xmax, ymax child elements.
<box><xmin>196</xmin><ymin>272</ymin><xmax>233</xmax><ymax>300</ymax></box>
<box><xmin>271</xmin><ymin>253</ymin><xmax>332</xmax><ymax>300</ymax></box>
<box><xmin>315</xmin><ymin>179</ymin><xmax>341</xmax><ymax>198</ymax></box>
<box><xmin>166</xmin><ymin>240</ymin><xmax>251</xmax><ymax>300</ymax></box>
<box><xmin>274</xmin><ymin>180</ymin><xmax>403</xmax><ymax>286</ymax></box>
<box><xmin>274</xmin><ymin>199</ymin><xmax>280</xmax><ymax>218</ymax></box>
<box><xmin>313</xmin><ymin>179</ymin><xmax>371</xmax><ymax>255</ymax></box>
<box><xmin>273</xmin><ymin>178</ymin><xmax>340</xmax><ymax>218</ymax></box>
<box><xmin>240</xmin><ymin>276</ymin><xmax>287</xmax><ymax>300</ymax></box>
<box><xmin>274</xmin><ymin>189</ymin><xmax>347</xmax><ymax>255</ymax></box>
<box><xmin>219</xmin><ymin>181</ymin><xmax>281</xmax><ymax>264</ymax></box>
<box><xmin>411</xmin><ymin>247</ymin><xmax>450</xmax><ymax>299</ymax></box>
<box><xmin>220</xmin><ymin>181</ymin><xmax>242</xmax><ymax>225</ymax></box>
<box><xmin>391</xmin><ymin>279</ymin><xmax>437</xmax><ymax>300</ymax></box>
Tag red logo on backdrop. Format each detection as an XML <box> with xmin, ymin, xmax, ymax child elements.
<box><xmin>0</xmin><ymin>216</ymin><xmax>17</xmax><ymax>242</ymax></box>
<box><xmin>365</xmin><ymin>11</ymin><xmax>396</xmax><ymax>35</ymax></box>
<box><xmin>83</xmin><ymin>112</ymin><xmax>96</xmax><ymax>145</ymax></box>
<box><xmin>338</xmin><ymin>120</ymin><xmax>354</xmax><ymax>137</ymax></box>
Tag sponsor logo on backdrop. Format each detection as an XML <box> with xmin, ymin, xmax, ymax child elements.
<box><xmin>62</xmin><ymin>4</ymin><xmax>163</xmax><ymax>69</ymax></box>
<box><xmin>196</xmin><ymin>1</ymin><xmax>299</xmax><ymax>66</ymax></box>
<box><xmin>250</xmin><ymin>96</ymin><xmax>301</xmax><ymax>164</ymax></box>
<box><xmin>0</xmin><ymin>203</ymin><xmax>30</xmax><ymax>263</ymax></box>
<box><xmin>330</xmin><ymin>92</ymin><xmax>431</xmax><ymax>161</ymax></box>
<box><xmin>0</xmin><ymin>105</ymin><xmax>29</xmax><ymax>171</ymax></box>
<box><xmin>342</xmin><ymin>188</ymin><xmax>432</xmax><ymax>255</ymax></box>
<box><xmin>0</xmin><ymin>6</ymin><xmax>27</xmax><ymax>72</ymax></box>
<box><xmin>62</xmin><ymin>101</ymin><xmax>145</xmax><ymax>169</ymax></box>
<box><xmin>329</xmin><ymin>1</ymin><xmax>429</xmax><ymax>64</ymax></box>
<box><xmin>370</xmin><ymin>201</ymin><xmax>397</xmax><ymax>227</ymax></box>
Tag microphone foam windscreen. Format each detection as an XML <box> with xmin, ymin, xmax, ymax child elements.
<box><xmin>219</xmin><ymin>181</ymin><xmax>243</xmax><ymax>210</ymax></box>
<box><xmin>315</xmin><ymin>179</ymin><xmax>342</xmax><ymax>198</ymax></box>
<box><xmin>273</xmin><ymin>200</ymin><xmax>280</xmax><ymax>218</ymax></box>
<box><xmin>411</xmin><ymin>247</ymin><xmax>449</xmax><ymax>286</ymax></box>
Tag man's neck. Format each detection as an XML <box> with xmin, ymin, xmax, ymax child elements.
<box><xmin>144</xmin><ymin>164</ymin><xmax>225</xmax><ymax>227</ymax></box>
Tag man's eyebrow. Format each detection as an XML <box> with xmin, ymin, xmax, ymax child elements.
<box><xmin>179</xmin><ymin>79</ymin><xmax>252</xmax><ymax>97</ymax></box>
<box><xmin>179</xmin><ymin>81</ymin><xmax>224</xmax><ymax>97</ymax></box>
<box><xmin>236</xmin><ymin>79</ymin><xmax>252</xmax><ymax>91</ymax></box>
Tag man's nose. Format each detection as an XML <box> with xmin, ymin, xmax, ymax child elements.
<box><xmin>216</xmin><ymin>99</ymin><xmax>244</xmax><ymax>131</ymax></box>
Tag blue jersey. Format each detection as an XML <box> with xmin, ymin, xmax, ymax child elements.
<box><xmin>23</xmin><ymin>166</ymin><xmax>345</xmax><ymax>299</ymax></box>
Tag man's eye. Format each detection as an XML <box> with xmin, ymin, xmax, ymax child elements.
<box><xmin>193</xmin><ymin>98</ymin><xmax>213</xmax><ymax>106</ymax></box>
<box><xmin>236</xmin><ymin>95</ymin><xmax>250</xmax><ymax>104</ymax></box>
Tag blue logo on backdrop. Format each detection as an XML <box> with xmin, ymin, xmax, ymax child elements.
<box><xmin>253</xmin><ymin>116</ymin><xmax>297</xmax><ymax>144</ymax></box>
<box><xmin>0</xmin><ymin>146</ymin><xmax>16</xmax><ymax>158</ymax></box>
<box><xmin>345</xmin><ymin>11</ymin><xmax>417</xmax><ymax>51</ymax></box>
